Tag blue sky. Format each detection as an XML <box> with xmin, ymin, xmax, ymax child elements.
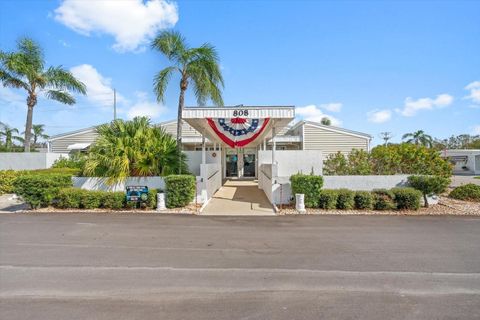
<box><xmin>0</xmin><ymin>0</ymin><xmax>479</xmax><ymax>144</ymax></box>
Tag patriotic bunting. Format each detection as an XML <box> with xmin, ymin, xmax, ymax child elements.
<box><xmin>207</xmin><ymin>117</ymin><xmax>270</xmax><ymax>148</ymax></box>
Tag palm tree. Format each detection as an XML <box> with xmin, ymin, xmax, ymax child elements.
<box><xmin>402</xmin><ymin>130</ymin><xmax>433</xmax><ymax>147</ymax></box>
<box><xmin>0</xmin><ymin>122</ymin><xmax>24</xmax><ymax>150</ymax></box>
<box><xmin>83</xmin><ymin>117</ymin><xmax>188</xmax><ymax>183</ymax></box>
<box><xmin>31</xmin><ymin>124</ymin><xmax>49</xmax><ymax>146</ymax></box>
<box><xmin>320</xmin><ymin>117</ymin><xmax>331</xmax><ymax>125</ymax></box>
<box><xmin>151</xmin><ymin>31</ymin><xmax>224</xmax><ymax>172</ymax></box>
<box><xmin>0</xmin><ymin>37</ymin><xmax>86</xmax><ymax>152</ymax></box>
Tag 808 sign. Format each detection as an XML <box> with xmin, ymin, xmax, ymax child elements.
<box><xmin>233</xmin><ymin>110</ymin><xmax>249</xmax><ymax>117</ymax></box>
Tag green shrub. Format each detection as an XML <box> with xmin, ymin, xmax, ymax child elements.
<box><xmin>102</xmin><ymin>192</ymin><xmax>126</xmax><ymax>209</ymax></box>
<box><xmin>52</xmin><ymin>154</ymin><xmax>86</xmax><ymax>170</ymax></box>
<box><xmin>20</xmin><ymin>168</ymin><xmax>80</xmax><ymax>176</ymax></box>
<box><xmin>407</xmin><ymin>175</ymin><xmax>451</xmax><ymax>207</ymax></box>
<box><xmin>318</xmin><ymin>189</ymin><xmax>338</xmax><ymax>209</ymax></box>
<box><xmin>449</xmin><ymin>184</ymin><xmax>480</xmax><ymax>202</ymax></box>
<box><xmin>56</xmin><ymin>188</ymin><xmax>82</xmax><ymax>209</ymax></box>
<box><xmin>354</xmin><ymin>191</ymin><xmax>374</xmax><ymax>209</ymax></box>
<box><xmin>336</xmin><ymin>189</ymin><xmax>355</xmax><ymax>209</ymax></box>
<box><xmin>391</xmin><ymin>187</ymin><xmax>422</xmax><ymax>210</ymax></box>
<box><xmin>80</xmin><ymin>190</ymin><xmax>103</xmax><ymax>209</ymax></box>
<box><xmin>146</xmin><ymin>188</ymin><xmax>158</xmax><ymax>209</ymax></box>
<box><xmin>0</xmin><ymin>170</ymin><xmax>19</xmax><ymax>194</ymax></box>
<box><xmin>290</xmin><ymin>174</ymin><xmax>324</xmax><ymax>208</ymax></box>
<box><xmin>372</xmin><ymin>189</ymin><xmax>395</xmax><ymax>210</ymax></box>
<box><xmin>165</xmin><ymin>175</ymin><xmax>196</xmax><ymax>208</ymax></box>
<box><xmin>13</xmin><ymin>174</ymin><xmax>72</xmax><ymax>208</ymax></box>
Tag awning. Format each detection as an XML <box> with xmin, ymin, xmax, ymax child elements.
<box><xmin>182</xmin><ymin>106</ymin><xmax>295</xmax><ymax>148</ymax></box>
<box><xmin>67</xmin><ymin>143</ymin><xmax>91</xmax><ymax>150</ymax></box>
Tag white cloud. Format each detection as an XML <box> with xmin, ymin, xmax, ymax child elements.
<box><xmin>54</xmin><ymin>0</ymin><xmax>178</xmax><ymax>52</ymax></box>
<box><xmin>397</xmin><ymin>93</ymin><xmax>454</xmax><ymax>117</ymax></box>
<box><xmin>367</xmin><ymin>109</ymin><xmax>392</xmax><ymax>123</ymax></box>
<box><xmin>320</xmin><ymin>102</ymin><xmax>342</xmax><ymax>112</ymax></box>
<box><xmin>472</xmin><ymin>125</ymin><xmax>480</xmax><ymax>135</ymax></box>
<box><xmin>296</xmin><ymin>104</ymin><xmax>342</xmax><ymax>126</ymax></box>
<box><xmin>0</xmin><ymin>86</ymin><xmax>25</xmax><ymax>108</ymax></box>
<box><xmin>70</xmin><ymin>64</ymin><xmax>127</xmax><ymax>107</ymax></box>
<box><xmin>465</xmin><ymin>81</ymin><xmax>480</xmax><ymax>105</ymax></box>
<box><xmin>126</xmin><ymin>91</ymin><xmax>166</xmax><ymax>119</ymax></box>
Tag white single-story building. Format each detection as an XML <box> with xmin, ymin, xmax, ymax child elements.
<box><xmin>48</xmin><ymin>105</ymin><xmax>372</xmax><ymax>179</ymax></box>
<box><xmin>440</xmin><ymin>149</ymin><xmax>480</xmax><ymax>175</ymax></box>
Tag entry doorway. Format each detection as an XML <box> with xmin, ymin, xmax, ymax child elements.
<box><xmin>226</xmin><ymin>154</ymin><xmax>238</xmax><ymax>177</ymax></box>
<box><xmin>243</xmin><ymin>154</ymin><xmax>256</xmax><ymax>177</ymax></box>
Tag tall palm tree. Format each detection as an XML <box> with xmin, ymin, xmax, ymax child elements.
<box><xmin>0</xmin><ymin>122</ymin><xmax>24</xmax><ymax>150</ymax></box>
<box><xmin>0</xmin><ymin>37</ymin><xmax>86</xmax><ymax>152</ymax></box>
<box><xmin>402</xmin><ymin>130</ymin><xmax>433</xmax><ymax>147</ymax></box>
<box><xmin>151</xmin><ymin>31</ymin><xmax>224</xmax><ymax>171</ymax></box>
<box><xmin>84</xmin><ymin>117</ymin><xmax>188</xmax><ymax>183</ymax></box>
<box><xmin>31</xmin><ymin>124</ymin><xmax>49</xmax><ymax>146</ymax></box>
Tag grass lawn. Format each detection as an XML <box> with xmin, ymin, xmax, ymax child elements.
<box><xmin>474</xmin><ymin>176</ymin><xmax>480</xmax><ymax>179</ymax></box>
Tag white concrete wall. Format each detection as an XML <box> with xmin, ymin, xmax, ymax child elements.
<box><xmin>184</xmin><ymin>150</ymin><xmax>221</xmax><ymax>176</ymax></box>
<box><xmin>258</xmin><ymin>150</ymin><xmax>323</xmax><ymax>176</ymax></box>
<box><xmin>323</xmin><ymin>175</ymin><xmax>410</xmax><ymax>190</ymax></box>
<box><xmin>72</xmin><ymin>177</ymin><xmax>165</xmax><ymax>192</ymax></box>
<box><xmin>0</xmin><ymin>153</ymin><xmax>68</xmax><ymax>170</ymax></box>
<box><xmin>258</xmin><ymin>163</ymin><xmax>274</xmax><ymax>204</ymax></box>
<box><xmin>200</xmin><ymin>163</ymin><xmax>221</xmax><ymax>201</ymax></box>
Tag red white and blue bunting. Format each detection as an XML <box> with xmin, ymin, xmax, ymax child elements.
<box><xmin>207</xmin><ymin>117</ymin><xmax>270</xmax><ymax>148</ymax></box>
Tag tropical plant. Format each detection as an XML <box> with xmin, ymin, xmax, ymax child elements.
<box><xmin>0</xmin><ymin>37</ymin><xmax>86</xmax><ymax>152</ymax></box>
<box><xmin>320</xmin><ymin>117</ymin><xmax>331</xmax><ymax>125</ymax></box>
<box><xmin>151</xmin><ymin>31</ymin><xmax>224</xmax><ymax>172</ymax></box>
<box><xmin>0</xmin><ymin>122</ymin><xmax>24</xmax><ymax>150</ymax></box>
<box><xmin>402</xmin><ymin>130</ymin><xmax>433</xmax><ymax>147</ymax></box>
<box><xmin>83</xmin><ymin>117</ymin><xmax>188</xmax><ymax>183</ymax></box>
<box><xmin>407</xmin><ymin>175</ymin><xmax>450</xmax><ymax>207</ymax></box>
<box><xmin>31</xmin><ymin>124</ymin><xmax>49</xmax><ymax>145</ymax></box>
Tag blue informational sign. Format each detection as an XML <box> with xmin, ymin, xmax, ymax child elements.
<box><xmin>126</xmin><ymin>186</ymin><xmax>149</xmax><ymax>202</ymax></box>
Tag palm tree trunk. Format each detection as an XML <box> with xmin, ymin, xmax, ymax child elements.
<box><xmin>24</xmin><ymin>95</ymin><xmax>36</xmax><ymax>152</ymax></box>
<box><xmin>177</xmin><ymin>77</ymin><xmax>187</xmax><ymax>174</ymax></box>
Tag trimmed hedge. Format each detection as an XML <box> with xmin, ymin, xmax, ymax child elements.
<box><xmin>449</xmin><ymin>184</ymin><xmax>480</xmax><ymax>202</ymax></box>
<box><xmin>102</xmin><ymin>191</ymin><xmax>126</xmax><ymax>209</ymax></box>
<box><xmin>354</xmin><ymin>191</ymin><xmax>374</xmax><ymax>210</ymax></box>
<box><xmin>57</xmin><ymin>188</ymin><xmax>82</xmax><ymax>209</ymax></box>
<box><xmin>372</xmin><ymin>189</ymin><xmax>396</xmax><ymax>210</ymax></box>
<box><xmin>336</xmin><ymin>189</ymin><xmax>355</xmax><ymax>210</ymax></box>
<box><xmin>391</xmin><ymin>187</ymin><xmax>422</xmax><ymax>210</ymax></box>
<box><xmin>291</xmin><ymin>174</ymin><xmax>324</xmax><ymax>208</ymax></box>
<box><xmin>0</xmin><ymin>170</ymin><xmax>19</xmax><ymax>194</ymax></box>
<box><xmin>318</xmin><ymin>189</ymin><xmax>339</xmax><ymax>209</ymax></box>
<box><xmin>13</xmin><ymin>174</ymin><xmax>73</xmax><ymax>208</ymax></box>
<box><xmin>165</xmin><ymin>175</ymin><xmax>196</xmax><ymax>208</ymax></box>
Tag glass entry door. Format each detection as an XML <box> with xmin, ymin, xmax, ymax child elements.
<box><xmin>226</xmin><ymin>154</ymin><xmax>238</xmax><ymax>177</ymax></box>
<box><xmin>243</xmin><ymin>154</ymin><xmax>256</xmax><ymax>177</ymax></box>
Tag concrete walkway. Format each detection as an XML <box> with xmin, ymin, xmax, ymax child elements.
<box><xmin>202</xmin><ymin>179</ymin><xmax>275</xmax><ymax>215</ymax></box>
<box><xmin>450</xmin><ymin>175</ymin><xmax>480</xmax><ymax>187</ymax></box>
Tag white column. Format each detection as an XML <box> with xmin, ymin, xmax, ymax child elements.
<box><xmin>272</xmin><ymin>124</ymin><xmax>276</xmax><ymax>164</ymax></box>
<box><xmin>201</xmin><ymin>134</ymin><xmax>206</xmax><ymax>165</ymax></box>
<box><xmin>263</xmin><ymin>138</ymin><xmax>266</xmax><ymax>150</ymax></box>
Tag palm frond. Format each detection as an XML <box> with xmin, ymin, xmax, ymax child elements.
<box><xmin>45</xmin><ymin>90</ymin><xmax>76</xmax><ymax>105</ymax></box>
<box><xmin>153</xmin><ymin>66</ymin><xmax>177</xmax><ymax>103</ymax></box>
<box><xmin>43</xmin><ymin>66</ymin><xmax>87</xmax><ymax>94</ymax></box>
<box><xmin>151</xmin><ymin>30</ymin><xmax>187</xmax><ymax>64</ymax></box>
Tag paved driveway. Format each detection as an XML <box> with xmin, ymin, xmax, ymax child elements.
<box><xmin>1</xmin><ymin>213</ymin><xmax>480</xmax><ymax>319</ymax></box>
<box><xmin>451</xmin><ymin>175</ymin><xmax>480</xmax><ymax>187</ymax></box>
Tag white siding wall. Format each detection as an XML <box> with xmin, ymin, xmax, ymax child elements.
<box><xmin>50</xmin><ymin>130</ymin><xmax>98</xmax><ymax>153</ymax></box>
<box><xmin>160</xmin><ymin>121</ymin><xmax>202</xmax><ymax>138</ymax></box>
<box><xmin>303</xmin><ymin>124</ymin><xmax>369</xmax><ymax>156</ymax></box>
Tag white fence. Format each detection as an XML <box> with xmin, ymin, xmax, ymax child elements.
<box><xmin>72</xmin><ymin>176</ymin><xmax>165</xmax><ymax>192</ymax></box>
<box><xmin>258</xmin><ymin>150</ymin><xmax>323</xmax><ymax>176</ymax></box>
<box><xmin>0</xmin><ymin>153</ymin><xmax>68</xmax><ymax>170</ymax></box>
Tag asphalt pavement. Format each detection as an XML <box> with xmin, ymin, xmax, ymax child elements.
<box><xmin>1</xmin><ymin>213</ymin><xmax>480</xmax><ymax>319</ymax></box>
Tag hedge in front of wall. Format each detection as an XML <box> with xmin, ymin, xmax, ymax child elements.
<box><xmin>336</xmin><ymin>189</ymin><xmax>355</xmax><ymax>210</ymax></box>
<box><xmin>0</xmin><ymin>170</ymin><xmax>19</xmax><ymax>194</ymax></box>
<box><xmin>318</xmin><ymin>189</ymin><xmax>339</xmax><ymax>209</ymax></box>
<box><xmin>13</xmin><ymin>174</ymin><xmax>73</xmax><ymax>209</ymax></box>
<box><xmin>391</xmin><ymin>187</ymin><xmax>422</xmax><ymax>210</ymax></box>
<box><xmin>290</xmin><ymin>174</ymin><xmax>324</xmax><ymax>208</ymax></box>
<box><xmin>354</xmin><ymin>191</ymin><xmax>374</xmax><ymax>210</ymax></box>
<box><xmin>372</xmin><ymin>189</ymin><xmax>396</xmax><ymax>211</ymax></box>
<box><xmin>164</xmin><ymin>175</ymin><xmax>196</xmax><ymax>208</ymax></box>
<box><xmin>449</xmin><ymin>184</ymin><xmax>480</xmax><ymax>202</ymax></box>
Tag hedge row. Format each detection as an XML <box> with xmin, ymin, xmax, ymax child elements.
<box><xmin>449</xmin><ymin>184</ymin><xmax>480</xmax><ymax>202</ymax></box>
<box><xmin>315</xmin><ymin>188</ymin><xmax>421</xmax><ymax>210</ymax></box>
<box><xmin>290</xmin><ymin>174</ymin><xmax>324</xmax><ymax>207</ymax></box>
<box><xmin>13</xmin><ymin>174</ymin><xmax>73</xmax><ymax>209</ymax></box>
<box><xmin>164</xmin><ymin>175</ymin><xmax>196</xmax><ymax>208</ymax></box>
<box><xmin>55</xmin><ymin>188</ymin><xmax>158</xmax><ymax>209</ymax></box>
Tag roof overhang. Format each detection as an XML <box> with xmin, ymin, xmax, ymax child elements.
<box><xmin>67</xmin><ymin>143</ymin><xmax>91</xmax><ymax>150</ymax></box>
<box><xmin>182</xmin><ymin>106</ymin><xmax>295</xmax><ymax>148</ymax></box>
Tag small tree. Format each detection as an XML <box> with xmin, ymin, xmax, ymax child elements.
<box><xmin>320</xmin><ymin>117</ymin><xmax>331</xmax><ymax>125</ymax></box>
<box><xmin>407</xmin><ymin>175</ymin><xmax>450</xmax><ymax>207</ymax></box>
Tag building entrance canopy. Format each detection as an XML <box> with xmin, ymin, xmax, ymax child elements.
<box><xmin>182</xmin><ymin>106</ymin><xmax>295</xmax><ymax>148</ymax></box>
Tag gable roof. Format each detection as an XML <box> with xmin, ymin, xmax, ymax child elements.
<box><xmin>292</xmin><ymin>120</ymin><xmax>372</xmax><ymax>140</ymax></box>
<box><xmin>48</xmin><ymin>126</ymin><xmax>99</xmax><ymax>141</ymax></box>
